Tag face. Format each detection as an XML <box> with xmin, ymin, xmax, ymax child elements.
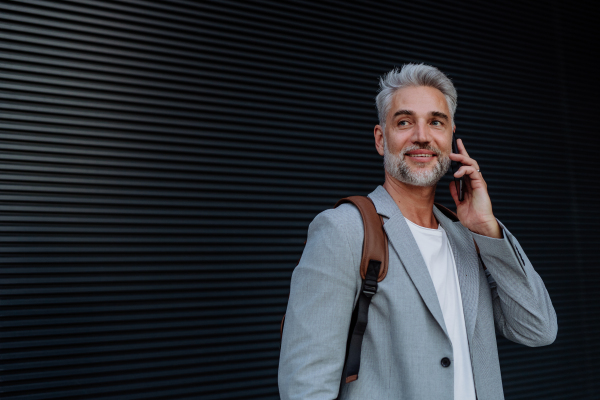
<box><xmin>374</xmin><ymin>86</ymin><xmax>453</xmax><ymax>187</ymax></box>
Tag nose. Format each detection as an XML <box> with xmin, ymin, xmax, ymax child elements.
<box><xmin>411</xmin><ymin>120</ymin><xmax>431</xmax><ymax>144</ymax></box>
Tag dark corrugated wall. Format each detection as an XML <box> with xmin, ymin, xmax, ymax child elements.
<box><xmin>1</xmin><ymin>0</ymin><xmax>598</xmax><ymax>399</ymax></box>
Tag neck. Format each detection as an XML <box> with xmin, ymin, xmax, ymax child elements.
<box><xmin>382</xmin><ymin>171</ymin><xmax>438</xmax><ymax>229</ymax></box>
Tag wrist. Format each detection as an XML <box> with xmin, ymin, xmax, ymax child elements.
<box><xmin>471</xmin><ymin>219</ymin><xmax>502</xmax><ymax>239</ymax></box>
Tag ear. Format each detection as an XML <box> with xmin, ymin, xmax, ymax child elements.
<box><xmin>374</xmin><ymin>125</ymin><xmax>385</xmax><ymax>156</ymax></box>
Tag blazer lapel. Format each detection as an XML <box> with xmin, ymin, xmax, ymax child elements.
<box><xmin>368</xmin><ymin>186</ymin><xmax>449</xmax><ymax>339</ymax></box>
<box><xmin>434</xmin><ymin>206</ymin><xmax>480</xmax><ymax>342</ymax></box>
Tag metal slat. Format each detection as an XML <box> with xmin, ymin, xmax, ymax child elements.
<box><xmin>6</xmin><ymin>0</ymin><xmax>561</xmax><ymax>69</ymax></box>
<box><xmin>1</xmin><ymin>0</ymin><xmax>599</xmax><ymax>399</ymax></box>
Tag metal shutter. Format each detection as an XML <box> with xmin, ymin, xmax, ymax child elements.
<box><xmin>1</xmin><ymin>0</ymin><xmax>598</xmax><ymax>399</ymax></box>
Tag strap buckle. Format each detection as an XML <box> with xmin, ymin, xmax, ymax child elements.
<box><xmin>362</xmin><ymin>279</ymin><xmax>378</xmax><ymax>297</ymax></box>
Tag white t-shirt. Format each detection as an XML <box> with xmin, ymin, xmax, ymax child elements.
<box><xmin>405</xmin><ymin>217</ymin><xmax>476</xmax><ymax>400</ymax></box>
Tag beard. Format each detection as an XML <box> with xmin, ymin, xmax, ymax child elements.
<box><xmin>383</xmin><ymin>140</ymin><xmax>451</xmax><ymax>187</ymax></box>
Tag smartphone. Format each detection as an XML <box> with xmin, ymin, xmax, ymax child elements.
<box><xmin>451</xmin><ymin>135</ymin><xmax>464</xmax><ymax>202</ymax></box>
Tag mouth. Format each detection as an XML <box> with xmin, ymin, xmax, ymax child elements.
<box><xmin>404</xmin><ymin>150</ymin><xmax>438</xmax><ymax>162</ymax></box>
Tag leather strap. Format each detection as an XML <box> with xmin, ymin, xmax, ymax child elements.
<box><xmin>333</xmin><ymin>196</ymin><xmax>388</xmax><ymax>392</ymax></box>
<box><xmin>434</xmin><ymin>202</ymin><xmax>482</xmax><ymax>255</ymax></box>
<box><xmin>335</xmin><ymin>196</ymin><xmax>388</xmax><ymax>282</ymax></box>
<box><xmin>280</xmin><ymin>197</ymin><xmax>388</xmax><ymax>346</ymax></box>
<box><xmin>434</xmin><ymin>202</ymin><xmax>459</xmax><ymax>222</ymax></box>
<box><xmin>435</xmin><ymin>202</ymin><xmax>489</xmax><ymax>279</ymax></box>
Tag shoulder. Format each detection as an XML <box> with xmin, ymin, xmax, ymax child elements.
<box><xmin>292</xmin><ymin>203</ymin><xmax>364</xmax><ymax>289</ymax></box>
<box><xmin>309</xmin><ymin>203</ymin><xmax>364</xmax><ymax>243</ymax></box>
<box><xmin>302</xmin><ymin>203</ymin><xmax>364</xmax><ymax>270</ymax></box>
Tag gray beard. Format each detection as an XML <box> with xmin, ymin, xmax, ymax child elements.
<box><xmin>383</xmin><ymin>140</ymin><xmax>451</xmax><ymax>187</ymax></box>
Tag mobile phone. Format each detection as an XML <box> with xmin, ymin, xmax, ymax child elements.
<box><xmin>451</xmin><ymin>135</ymin><xmax>464</xmax><ymax>202</ymax></box>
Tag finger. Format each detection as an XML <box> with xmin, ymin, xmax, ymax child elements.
<box><xmin>448</xmin><ymin>153</ymin><xmax>480</xmax><ymax>170</ymax></box>
<box><xmin>457</xmin><ymin>138</ymin><xmax>471</xmax><ymax>158</ymax></box>
<box><xmin>453</xmin><ymin>165</ymin><xmax>483</xmax><ymax>180</ymax></box>
<box><xmin>449</xmin><ymin>181</ymin><xmax>461</xmax><ymax>206</ymax></box>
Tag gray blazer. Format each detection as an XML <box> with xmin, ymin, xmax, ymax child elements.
<box><xmin>279</xmin><ymin>185</ymin><xmax>557</xmax><ymax>400</ymax></box>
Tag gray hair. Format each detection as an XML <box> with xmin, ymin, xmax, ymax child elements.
<box><xmin>376</xmin><ymin>63</ymin><xmax>457</xmax><ymax>126</ymax></box>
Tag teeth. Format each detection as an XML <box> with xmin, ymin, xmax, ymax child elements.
<box><xmin>410</xmin><ymin>154</ymin><xmax>433</xmax><ymax>157</ymax></box>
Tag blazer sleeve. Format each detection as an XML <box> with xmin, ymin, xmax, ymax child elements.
<box><xmin>278</xmin><ymin>205</ymin><xmax>363</xmax><ymax>400</ymax></box>
<box><xmin>472</xmin><ymin>220</ymin><xmax>558</xmax><ymax>347</ymax></box>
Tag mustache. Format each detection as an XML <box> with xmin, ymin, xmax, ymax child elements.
<box><xmin>399</xmin><ymin>144</ymin><xmax>444</xmax><ymax>157</ymax></box>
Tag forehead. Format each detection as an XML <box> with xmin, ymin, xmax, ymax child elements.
<box><xmin>389</xmin><ymin>86</ymin><xmax>449</xmax><ymax>117</ymax></box>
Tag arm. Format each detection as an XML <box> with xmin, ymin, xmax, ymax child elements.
<box><xmin>278</xmin><ymin>205</ymin><xmax>362</xmax><ymax>400</ymax></box>
<box><xmin>449</xmin><ymin>138</ymin><xmax>557</xmax><ymax>346</ymax></box>
<box><xmin>472</xmin><ymin>221</ymin><xmax>557</xmax><ymax>346</ymax></box>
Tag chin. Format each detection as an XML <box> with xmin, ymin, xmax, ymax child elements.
<box><xmin>409</xmin><ymin>163</ymin><xmax>436</xmax><ymax>172</ymax></box>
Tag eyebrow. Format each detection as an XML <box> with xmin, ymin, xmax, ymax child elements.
<box><xmin>392</xmin><ymin>110</ymin><xmax>413</xmax><ymax>118</ymax></box>
<box><xmin>431</xmin><ymin>111</ymin><xmax>449</xmax><ymax>121</ymax></box>
<box><xmin>392</xmin><ymin>109</ymin><xmax>449</xmax><ymax>121</ymax></box>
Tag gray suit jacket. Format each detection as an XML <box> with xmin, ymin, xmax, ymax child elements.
<box><xmin>279</xmin><ymin>185</ymin><xmax>557</xmax><ymax>400</ymax></box>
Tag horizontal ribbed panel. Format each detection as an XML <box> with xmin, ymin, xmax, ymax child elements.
<box><xmin>1</xmin><ymin>0</ymin><xmax>598</xmax><ymax>399</ymax></box>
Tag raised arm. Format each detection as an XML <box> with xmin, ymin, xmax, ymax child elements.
<box><xmin>448</xmin><ymin>138</ymin><xmax>557</xmax><ymax>346</ymax></box>
<box><xmin>473</xmin><ymin>222</ymin><xmax>557</xmax><ymax>347</ymax></box>
<box><xmin>279</xmin><ymin>205</ymin><xmax>363</xmax><ymax>400</ymax></box>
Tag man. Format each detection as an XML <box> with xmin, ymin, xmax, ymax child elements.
<box><xmin>278</xmin><ymin>63</ymin><xmax>557</xmax><ymax>400</ymax></box>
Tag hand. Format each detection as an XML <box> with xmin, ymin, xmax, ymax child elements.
<box><xmin>448</xmin><ymin>138</ymin><xmax>502</xmax><ymax>239</ymax></box>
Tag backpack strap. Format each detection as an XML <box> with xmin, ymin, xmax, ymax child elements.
<box><xmin>335</xmin><ymin>196</ymin><xmax>388</xmax><ymax>281</ymax></box>
<box><xmin>434</xmin><ymin>202</ymin><xmax>485</xmax><ymax>264</ymax></box>
<box><xmin>433</xmin><ymin>202</ymin><xmax>460</xmax><ymax>222</ymax></box>
<box><xmin>434</xmin><ymin>202</ymin><xmax>496</xmax><ymax>294</ymax></box>
<box><xmin>334</xmin><ymin>196</ymin><xmax>388</xmax><ymax>384</ymax></box>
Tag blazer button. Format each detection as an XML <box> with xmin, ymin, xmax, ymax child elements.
<box><xmin>441</xmin><ymin>357</ymin><xmax>451</xmax><ymax>368</ymax></box>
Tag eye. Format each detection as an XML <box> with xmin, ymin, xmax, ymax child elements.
<box><xmin>398</xmin><ymin>120</ymin><xmax>410</xmax><ymax>126</ymax></box>
<box><xmin>431</xmin><ymin>120</ymin><xmax>444</xmax><ymax>126</ymax></box>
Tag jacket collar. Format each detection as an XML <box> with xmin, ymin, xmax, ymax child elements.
<box><xmin>368</xmin><ymin>185</ymin><xmax>449</xmax><ymax>339</ymax></box>
<box><xmin>367</xmin><ymin>185</ymin><xmax>400</xmax><ymax>219</ymax></box>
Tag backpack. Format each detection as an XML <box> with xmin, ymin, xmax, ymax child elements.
<box><xmin>280</xmin><ymin>196</ymin><xmax>467</xmax><ymax>386</ymax></box>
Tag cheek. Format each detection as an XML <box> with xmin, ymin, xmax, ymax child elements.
<box><xmin>386</xmin><ymin>132</ymin><xmax>410</xmax><ymax>153</ymax></box>
<box><xmin>435</xmin><ymin>135</ymin><xmax>453</xmax><ymax>154</ymax></box>
<box><xmin>439</xmin><ymin>142</ymin><xmax>452</xmax><ymax>155</ymax></box>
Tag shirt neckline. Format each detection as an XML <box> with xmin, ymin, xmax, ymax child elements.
<box><xmin>404</xmin><ymin>217</ymin><xmax>444</xmax><ymax>233</ymax></box>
